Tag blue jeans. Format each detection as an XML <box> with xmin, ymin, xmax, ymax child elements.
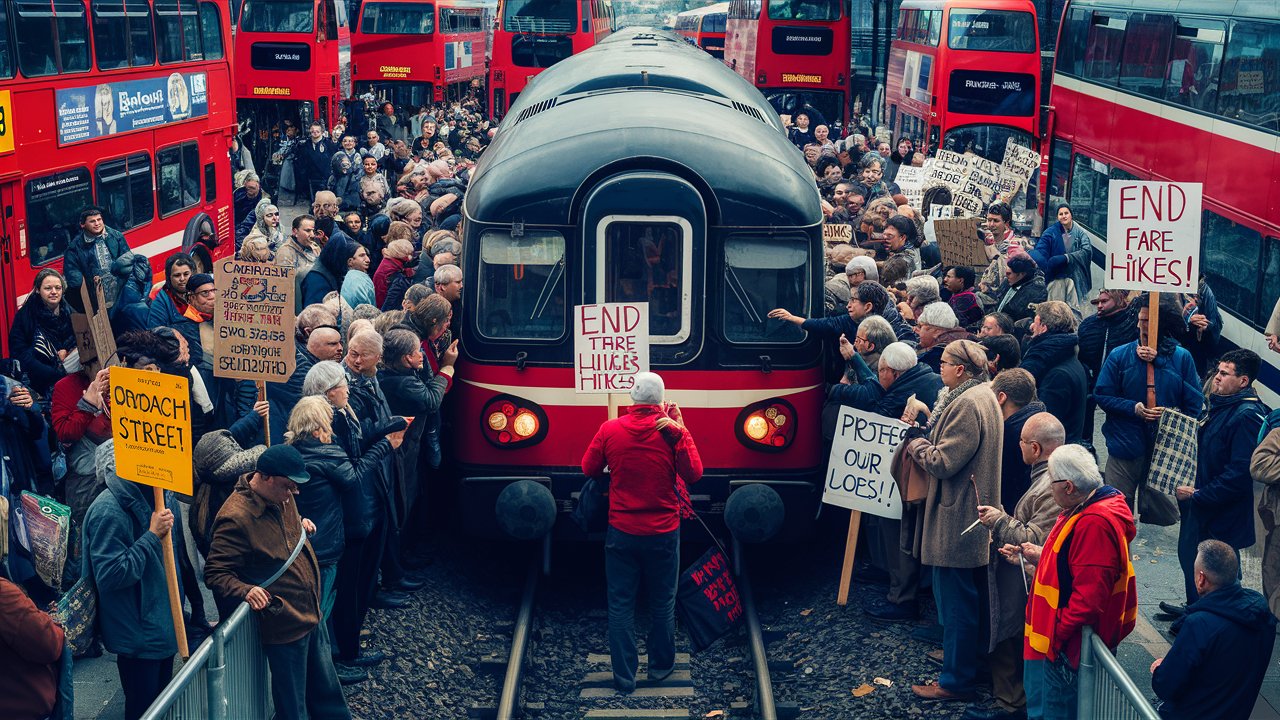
<box><xmin>262</xmin><ymin>627</ymin><xmax>351</xmax><ymax>720</ymax></box>
<box><xmin>1025</xmin><ymin>654</ymin><xmax>1079</xmax><ymax>719</ymax></box>
<box><xmin>604</xmin><ymin>526</ymin><xmax>679</xmax><ymax>690</ymax></box>
<box><xmin>932</xmin><ymin>565</ymin><xmax>982</xmax><ymax>694</ymax></box>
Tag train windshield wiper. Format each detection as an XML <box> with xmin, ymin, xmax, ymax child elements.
<box><xmin>530</xmin><ymin>257</ymin><xmax>565</xmax><ymax>320</ymax></box>
<box><xmin>725</xmin><ymin>265</ymin><xmax>763</xmax><ymax>325</ymax></box>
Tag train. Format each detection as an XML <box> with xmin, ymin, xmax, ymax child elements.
<box><xmin>452</xmin><ymin>27</ymin><xmax>827</xmax><ymax>542</ymax></box>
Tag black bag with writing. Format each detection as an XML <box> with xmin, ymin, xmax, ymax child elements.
<box><xmin>676</xmin><ymin>545</ymin><xmax>742</xmax><ymax>652</ymax></box>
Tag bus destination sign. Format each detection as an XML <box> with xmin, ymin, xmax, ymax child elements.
<box><xmin>55</xmin><ymin>72</ymin><xmax>209</xmax><ymax>146</ymax></box>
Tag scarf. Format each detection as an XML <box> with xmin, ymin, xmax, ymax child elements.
<box><xmin>926</xmin><ymin>376</ymin><xmax>985</xmax><ymax>432</ymax></box>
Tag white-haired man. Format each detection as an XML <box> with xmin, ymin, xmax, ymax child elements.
<box><xmin>915</xmin><ymin>301</ymin><xmax>972</xmax><ymax>374</ymax></box>
<box><xmin>847</xmin><ymin>256</ymin><xmax>879</xmax><ymax>287</ymax></box>
<box><xmin>581</xmin><ymin>372</ymin><xmax>704</xmax><ymax>694</ymax></box>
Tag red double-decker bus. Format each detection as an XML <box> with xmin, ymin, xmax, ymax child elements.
<box><xmin>723</xmin><ymin>0</ymin><xmax>851</xmax><ymax>132</ymax></box>
<box><xmin>885</xmin><ymin>0</ymin><xmax>1040</xmax><ymax>160</ymax></box>
<box><xmin>674</xmin><ymin>2</ymin><xmax>728</xmax><ymax>58</ymax></box>
<box><xmin>0</xmin><ymin>0</ymin><xmax>236</xmax><ymax>340</ymax></box>
<box><xmin>234</xmin><ymin>0</ymin><xmax>352</xmax><ymax>167</ymax></box>
<box><xmin>1045</xmin><ymin>0</ymin><xmax>1280</xmax><ymax>404</ymax></box>
<box><xmin>353</xmin><ymin>0</ymin><xmax>489</xmax><ymax>110</ymax></box>
<box><xmin>488</xmin><ymin>0</ymin><xmax>615</xmax><ymax>120</ymax></box>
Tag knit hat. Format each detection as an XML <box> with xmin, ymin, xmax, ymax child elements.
<box><xmin>188</xmin><ymin>273</ymin><xmax>215</xmax><ymax>291</ymax></box>
<box><xmin>194</xmin><ymin>430</ymin><xmax>267</xmax><ymax>484</ymax></box>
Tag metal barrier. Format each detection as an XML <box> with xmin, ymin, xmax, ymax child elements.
<box><xmin>140</xmin><ymin>604</ymin><xmax>274</xmax><ymax>720</ymax></box>
<box><xmin>1077</xmin><ymin>626</ymin><xmax>1161</xmax><ymax>720</ymax></box>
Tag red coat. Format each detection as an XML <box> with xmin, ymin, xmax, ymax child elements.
<box><xmin>0</xmin><ymin>578</ymin><xmax>64</xmax><ymax>720</ymax></box>
<box><xmin>581</xmin><ymin>404</ymin><xmax>703</xmax><ymax>535</ymax></box>
<box><xmin>51</xmin><ymin>372</ymin><xmax>112</xmax><ymax>445</ymax></box>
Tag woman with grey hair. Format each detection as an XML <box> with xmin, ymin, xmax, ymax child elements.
<box><xmin>898</xmin><ymin>274</ymin><xmax>941</xmax><ymax>323</ymax></box>
<box><xmin>242</xmin><ymin>201</ymin><xmax>285</xmax><ymax>255</ymax></box>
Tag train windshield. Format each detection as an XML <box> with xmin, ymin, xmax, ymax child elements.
<box><xmin>476</xmin><ymin>230</ymin><xmax>566</xmax><ymax>340</ymax></box>
<box><xmin>602</xmin><ymin>220</ymin><xmax>687</xmax><ymax>341</ymax></box>
<box><xmin>723</xmin><ymin>236</ymin><xmax>807</xmax><ymax>344</ymax></box>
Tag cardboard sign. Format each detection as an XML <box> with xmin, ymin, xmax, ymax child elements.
<box><xmin>110</xmin><ymin>366</ymin><xmax>193</xmax><ymax>496</ymax></box>
<box><xmin>934</xmin><ymin>217</ymin><xmax>990</xmax><ymax>268</ymax></box>
<box><xmin>1003</xmin><ymin>139</ymin><xmax>1041</xmax><ymax>182</ymax></box>
<box><xmin>960</xmin><ymin>168</ymin><xmax>999</xmax><ymax>204</ymax></box>
<box><xmin>574</xmin><ymin>303</ymin><xmax>649</xmax><ymax>393</ymax></box>
<box><xmin>925</xmin><ymin>163</ymin><xmax>967</xmax><ymax>192</ymax></box>
<box><xmin>213</xmin><ymin>259</ymin><xmax>296</xmax><ymax>382</ymax></box>
<box><xmin>822</xmin><ymin>407</ymin><xmax>911</xmax><ymax>519</ymax></box>
<box><xmin>952</xmin><ymin>191</ymin><xmax>985</xmax><ymax>219</ymax></box>
<box><xmin>934</xmin><ymin>149</ymin><xmax>967</xmax><ymax>169</ymax></box>
<box><xmin>895</xmin><ymin>165</ymin><xmax>926</xmax><ymax>208</ymax></box>
<box><xmin>71</xmin><ymin>279</ymin><xmax>116</xmax><ymax>374</ymax></box>
<box><xmin>823</xmin><ymin>222</ymin><xmax>853</xmax><ymax>243</ymax></box>
<box><xmin>1105</xmin><ymin>180</ymin><xmax>1203</xmax><ymax>293</ymax></box>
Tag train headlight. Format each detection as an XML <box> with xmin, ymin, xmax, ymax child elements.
<box><xmin>512</xmin><ymin>412</ymin><xmax>538</xmax><ymax>438</ymax></box>
<box><xmin>487</xmin><ymin>412</ymin><xmax>509</xmax><ymax>432</ymax></box>
<box><xmin>481</xmin><ymin>395</ymin><xmax>548</xmax><ymax>448</ymax></box>
<box><xmin>735</xmin><ymin>399</ymin><xmax>796</xmax><ymax>452</ymax></box>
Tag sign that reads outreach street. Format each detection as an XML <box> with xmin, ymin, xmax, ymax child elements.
<box><xmin>110</xmin><ymin>367</ymin><xmax>193</xmax><ymax>496</ymax></box>
<box><xmin>574</xmin><ymin>303</ymin><xmax>649</xmax><ymax>394</ymax></box>
<box><xmin>56</xmin><ymin>72</ymin><xmax>209</xmax><ymax>145</ymax></box>
<box><xmin>213</xmin><ymin>260</ymin><xmax>296</xmax><ymax>382</ymax></box>
<box><xmin>822</xmin><ymin>407</ymin><xmax>911</xmax><ymax>520</ymax></box>
<box><xmin>1105</xmin><ymin>180</ymin><xmax>1203</xmax><ymax>293</ymax></box>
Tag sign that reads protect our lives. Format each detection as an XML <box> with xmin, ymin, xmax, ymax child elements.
<box><xmin>822</xmin><ymin>407</ymin><xmax>911</xmax><ymax>519</ymax></box>
<box><xmin>1106</xmin><ymin>180</ymin><xmax>1203</xmax><ymax>293</ymax></box>
<box><xmin>574</xmin><ymin>303</ymin><xmax>649</xmax><ymax>393</ymax></box>
<box><xmin>213</xmin><ymin>260</ymin><xmax>297</xmax><ymax>382</ymax></box>
<box><xmin>110</xmin><ymin>367</ymin><xmax>193</xmax><ymax>496</ymax></box>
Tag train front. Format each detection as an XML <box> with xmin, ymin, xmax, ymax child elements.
<box><xmin>453</xmin><ymin>30</ymin><xmax>827</xmax><ymax>543</ymax></box>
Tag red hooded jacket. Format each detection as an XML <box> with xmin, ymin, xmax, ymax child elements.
<box><xmin>581</xmin><ymin>404</ymin><xmax>704</xmax><ymax>535</ymax></box>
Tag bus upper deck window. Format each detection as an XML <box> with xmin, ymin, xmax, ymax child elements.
<box><xmin>0</xmin><ymin>2</ymin><xmax>12</xmax><ymax>78</ymax></box>
<box><xmin>15</xmin><ymin>0</ymin><xmax>91</xmax><ymax>77</ymax></box>
<box><xmin>92</xmin><ymin>0</ymin><xmax>157</xmax><ymax>69</ymax></box>
<box><xmin>768</xmin><ymin>0</ymin><xmax>838</xmax><ymax>22</ymax></box>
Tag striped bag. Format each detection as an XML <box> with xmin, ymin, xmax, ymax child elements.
<box><xmin>1145</xmin><ymin>408</ymin><xmax>1199</xmax><ymax>498</ymax></box>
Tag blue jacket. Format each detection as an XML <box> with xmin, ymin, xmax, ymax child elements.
<box><xmin>1094</xmin><ymin>339</ymin><xmax>1203</xmax><ymax>461</ymax></box>
<box><xmin>801</xmin><ymin>305</ymin><xmax>919</xmax><ymax>345</ymax></box>
<box><xmin>1192</xmin><ymin>390</ymin><xmax>1269</xmax><ymax>548</ymax></box>
<box><xmin>83</xmin><ymin>447</ymin><xmax>185</xmax><ymax>660</ymax></box>
<box><xmin>148</xmin><ymin>289</ymin><xmax>202</xmax><ymax>359</ymax></box>
<box><xmin>1152</xmin><ymin>582</ymin><xmax>1276</xmax><ymax>720</ymax></box>
<box><xmin>62</xmin><ymin>227</ymin><xmax>131</xmax><ymax>311</ymax></box>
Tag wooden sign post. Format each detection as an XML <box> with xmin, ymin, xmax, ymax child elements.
<box><xmin>822</xmin><ymin>407</ymin><xmax>911</xmax><ymax>605</ymax></box>
<box><xmin>574</xmin><ymin>303</ymin><xmax>650</xmax><ymax>421</ymax></box>
<box><xmin>109</xmin><ymin>366</ymin><xmax>194</xmax><ymax>659</ymax></box>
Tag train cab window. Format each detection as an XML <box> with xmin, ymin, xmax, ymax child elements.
<box><xmin>1220</xmin><ymin>21</ymin><xmax>1280</xmax><ymax>133</ymax></box>
<box><xmin>15</xmin><ymin>0</ymin><xmax>91</xmax><ymax>77</ymax></box>
<box><xmin>240</xmin><ymin>0</ymin><xmax>313</xmax><ymax>32</ymax></box>
<box><xmin>25</xmin><ymin>167</ymin><xmax>93</xmax><ymax>267</ymax></box>
<box><xmin>476</xmin><ymin>230</ymin><xmax>566</xmax><ymax>340</ymax></box>
<box><xmin>0</xmin><ymin>2</ymin><xmax>11</xmax><ymax>78</ymax></box>
<box><xmin>947</xmin><ymin>10</ymin><xmax>1034</xmax><ymax>53</ymax></box>
<box><xmin>96</xmin><ymin>153</ymin><xmax>154</xmax><ymax>231</ymax></box>
<box><xmin>360</xmin><ymin>2</ymin><xmax>434</xmax><ymax>33</ymax></box>
<box><xmin>156</xmin><ymin>0</ymin><xmax>203</xmax><ymax>63</ymax></box>
<box><xmin>92</xmin><ymin>0</ymin><xmax>156</xmax><ymax>70</ymax></box>
<box><xmin>601</xmin><ymin>219</ymin><xmax>689</xmax><ymax>342</ymax></box>
<box><xmin>767</xmin><ymin>0</ymin><xmax>839</xmax><ymax>22</ymax></box>
<box><xmin>723</xmin><ymin>236</ymin><xmax>807</xmax><ymax>344</ymax></box>
<box><xmin>1201</xmin><ymin>212</ymin><xmax>1262</xmax><ymax>320</ymax></box>
<box><xmin>199</xmin><ymin>2</ymin><xmax>225</xmax><ymax>60</ymax></box>
<box><xmin>157</xmin><ymin>142</ymin><xmax>201</xmax><ymax>216</ymax></box>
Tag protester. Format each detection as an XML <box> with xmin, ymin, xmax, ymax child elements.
<box><xmin>277</xmin><ymin>215</ymin><xmax>320</xmax><ymax>276</ymax></box>
<box><xmin>988</xmin><ymin>255</ymin><xmax>1046</xmax><ymax>326</ymax></box>
<box><xmin>991</xmin><ymin>369</ymin><xmax>1046</xmax><ymax>514</ymax></box>
<box><xmin>897</xmin><ymin>275</ymin><xmax>939</xmax><ymax>324</ymax></box>
<box><xmin>880</xmin><ymin>216</ymin><xmax>921</xmax><ymax>288</ymax></box>
<box><xmin>977</xmin><ymin>202</ymin><xmax>1025</xmax><ymax>296</ymax></box>
<box><xmin>51</xmin><ymin>350</ymin><xmax>112</xmax><ymax>585</ymax></box>
<box><xmin>980</xmin><ymin>334</ymin><xmax>1022</xmax><ymax>376</ymax></box>
<box><xmin>1076</xmin><ymin>289</ymin><xmax>1140</xmax><ymax>447</ymax></box>
<box><xmin>979</xmin><ymin>312</ymin><xmax>1014</xmax><ymax>338</ymax></box>
<box><xmin>581</xmin><ymin>372</ymin><xmax>703</xmax><ymax>694</ymax></box>
<box><xmin>1027</xmin><ymin>204</ymin><xmax>1091</xmax><ymax>310</ymax></box>
<box><xmin>0</xmin><ymin>575</ymin><xmax>65</xmax><ymax>720</ymax></box>
<box><xmin>243</xmin><ymin>203</ymin><xmax>287</xmax><ymax>254</ymax></box>
<box><xmin>1151</xmin><ymin>540</ymin><xmax>1275</xmax><ymax>720</ymax></box>
<box><xmin>233</xmin><ymin>171</ymin><xmax>267</xmax><ymax>231</ymax></box>
<box><xmin>942</xmin><ymin>266</ymin><xmax>984</xmax><ymax>329</ymax></box>
<box><xmin>1019</xmin><ymin>301</ymin><xmax>1087</xmax><ymax>443</ymax></box>
<box><xmin>8</xmin><ymin>268</ymin><xmax>76</xmax><ymax>398</ymax></box>
<box><xmin>914</xmin><ymin>302</ymin><xmax>971</xmax><ymax>374</ymax></box>
<box><xmin>768</xmin><ymin>281</ymin><xmax>917</xmax><ymax>348</ymax></box>
<box><xmin>64</xmin><ymin>206</ymin><xmax>150</xmax><ymax>328</ymax></box>
<box><xmin>298</xmin><ymin>122</ymin><xmax>337</xmax><ymax>201</ymax></box>
<box><xmin>1254</xmin><ymin>421</ymin><xmax>1280</xmax><ymax>617</ymax></box>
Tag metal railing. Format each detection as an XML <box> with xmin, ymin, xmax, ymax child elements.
<box><xmin>140</xmin><ymin>604</ymin><xmax>274</xmax><ymax>720</ymax></box>
<box><xmin>1077</xmin><ymin>626</ymin><xmax>1161</xmax><ymax>720</ymax></box>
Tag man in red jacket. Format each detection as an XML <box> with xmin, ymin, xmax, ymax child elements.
<box><xmin>0</xmin><ymin>576</ymin><xmax>65</xmax><ymax>720</ymax></box>
<box><xmin>582</xmin><ymin>372</ymin><xmax>704</xmax><ymax>694</ymax></box>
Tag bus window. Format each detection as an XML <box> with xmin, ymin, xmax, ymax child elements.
<box><xmin>1082</xmin><ymin>11</ymin><xmax>1126</xmax><ymax>86</ymax></box>
<box><xmin>603</xmin><ymin>221</ymin><xmax>686</xmax><ymax>340</ymax></box>
<box><xmin>1117</xmin><ymin>13</ymin><xmax>1172</xmax><ymax>98</ymax></box>
<box><xmin>199</xmin><ymin>2</ymin><xmax>225</xmax><ymax>60</ymax></box>
<box><xmin>511</xmin><ymin>35</ymin><xmax>573</xmax><ymax>68</ymax></box>
<box><xmin>1067</xmin><ymin>152</ymin><xmax>1106</xmax><ymax>232</ymax></box>
<box><xmin>156</xmin><ymin>0</ymin><xmax>203</xmax><ymax>63</ymax></box>
<box><xmin>92</xmin><ymin>0</ymin><xmax>156</xmax><ymax>70</ymax></box>
<box><xmin>204</xmin><ymin>162</ymin><xmax>216</xmax><ymax>202</ymax></box>
<box><xmin>947</xmin><ymin>9</ymin><xmax>1034</xmax><ymax>53</ymax></box>
<box><xmin>322</xmin><ymin>0</ymin><xmax>338</xmax><ymax>39</ymax></box>
<box><xmin>723</xmin><ymin>236</ymin><xmax>806</xmax><ymax>344</ymax></box>
<box><xmin>503</xmin><ymin>0</ymin><xmax>575</xmax><ymax>33</ymax></box>
<box><xmin>15</xmin><ymin>0</ymin><xmax>91</xmax><ymax>77</ymax></box>
<box><xmin>941</xmin><ymin>124</ymin><xmax>1032</xmax><ymax>164</ymax></box>
<box><xmin>240</xmin><ymin>0</ymin><xmax>314</xmax><ymax>32</ymax></box>
<box><xmin>1162</xmin><ymin>19</ymin><xmax>1222</xmax><ymax>112</ymax></box>
<box><xmin>1219</xmin><ymin>20</ymin><xmax>1279</xmax><ymax>132</ymax></box>
<box><xmin>767</xmin><ymin>0</ymin><xmax>839</xmax><ymax>22</ymax></box>
<box><xmin>25</xmin><ymin>167</ymin><xmax>92</xmax><ymax>267</ymax></box>
<box><xmin>1047</xmin><ymin>139</ymin><xmax>1071</xmax><ymax>208</ymax></box>
<box><xmin>441</xmin><ymin>8</ymin><xmax>483</xmax><ymax>32</ymax></box>
<box><xmin>947</xmin><ymin>70</ymin><xmax>1036</xmax><ymax>117</ymax></box>
<box><xmin>476</xmin><ymin>230</ymin><xmax>566</xmax><ymax>340</ymax></box>
<box><xmin>360</xmin><ymin>2</ymin><xmax>435</xmax><ymax>33</ymax></box>
<box><xmin>0</xmin><ymin>2</ymin><xmax>10</xmax><ymax>78</ymax></box>
<box><xmin>1201</xmin><ymin>211</ymin><xmax>1261</xmax><ymax>319</ymax></box>
<box><xmin>95</xmin><ymin>153</ymin><xmax>154</xmax><ymax>230</ymax></box>
<box><xmin>157</xmin><ymin>142</ymin><xmax>201</xmax><ymax>216</ymax></box>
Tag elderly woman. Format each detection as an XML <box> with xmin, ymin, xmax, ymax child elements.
<box><xmin>9</xmin><ymin>268</ymin><xmax>76</xmax><ymax>397</ymax></box>
<box><xmin>374</xmin><ymin>238</ymin><xmax>417</xmax><ymax>310</ymax></box>
<box><xmin>242</xmin><ymin>202</ymin><xmax>286</xmax><ymax>254</ymax></box>
<box><xmin>914</xmin><ymin>302</ymin><xmax>974</xmax><ymax>374</ymax></box>
<box><xmin>897</xmin><ymin>274</ymin><xmax>940</xmax><ymax>323</ymax></box>
<box><xmin>854</xmin><ymin>152</ymin><xmax>903</xmax><ymax>205</ymax></box>
<box><xmin>385</xmin><ymin>197</ymin><xmax>424</xmax><ymax>247</ymax></box>
<box><xmin>900</xmin><ymin>340</ymin><xmax>1004</xmax><ymax>703</ymax></box>
<box><xmin>379</xmin><ymin>313</ymin><xmax>457</xmax><ymax>470</ymax></box>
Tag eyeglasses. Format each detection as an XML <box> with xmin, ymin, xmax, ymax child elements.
<box><xmin>939</xmin><ymin>359</ymin><xmax>959</xmax><ymax>368</ymax></box>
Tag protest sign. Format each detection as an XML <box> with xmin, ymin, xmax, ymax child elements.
<box><xmin>574</xmin><ymin>303</ymin><xmax>649</xmax><ymax>394</ymax></box>
<box><xmin>960</xmin><ymin>168</ymin><xmax>999</xmax><ymax>204</ymax></box>
<box><xmin>110</xmin><ymin>366</ymin><xmax>193</xmax><ymax>496</ymax></box>
<box><xmin>895</xmin><ymin>165</ymin><xmax>926</xmax><ymax>208</ymax></box>
<box><xmin>823</xmin><ymin>222</ymin><xmax>853</xmax><ymax>243</ymax></box>
<box><xmin>925</xmin><ymin>162</ymin><xmax>966</xmax><ymax>192</ymax></box>
<box><xmin>1105</xmin><ymin>180</ymin><xmax>1203</xmax><ymax>293</ymax></box>
<box><xmin>1002</xmin><ymin>139</ymin><xmax>1041</xmax><ymax>182</ymax></box>
<box><xmin>213</xmin><ymin>259</ymin><xmax>296</xmax><ymax>382</ymax></box>
<box><xmin>875</xmin><ymin>125</ymin><xmax>892</xmax><ymax>146</ymax></box>
<box><xmin>71</xmin><ymin>279</ymin><xmax>116</xmax><ymax>375</ymax></box>
<box><xmin>997</xmin><ymin>167</ymin><xmax>1026</xmax><ymax>203</ymax></box>
<box><xmin>822</xmin><ymin>407</ymin><xmax>911</xmax><ymax>520</ymax></box>
<box><xmin>952</xmin><ymin>191</ymin><xmax>985</xmax><ymax>219</ymax></box>
<box><xmin>934</xmin><ymin>149</ymin><xmax>967</xmax><ymax>169</ymax></box>
<box><xmin>934</xmin><ymin>217</ymin><xmax>990</xmax><ymax>268</ymax></box>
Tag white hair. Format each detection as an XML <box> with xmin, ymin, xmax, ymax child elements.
<box><xmin>846</xmin><ymin>256</ymin><xmax>878</xmax><ymax>282</ymax></box>
<box><xmin>881</xmin><ymin>342</ymin><xmax>917</xmax><ymax>372</ymax></box>
<box><xmin>917</xmin><ymin>302</ymin><xmax>958</xmax><ymax>329</ymax></box>
<box><xmin>302</xmin><ymin>360</ymin><xmax>348</xmax><ymax>397</ymax></box>
<box><xmin>905</xmin><ymin>275</ymin><xmax>940</xmax><ymax>304</ymax></box>
<box><xmin>630</xmin><ymin>372</ymin><xmax>665</xmax><ymax>405</ymax></box>
<box><xmin>1047</xmin><ymin>444</ymin><xmax>1103</xmax><ymax>493</ymax></box>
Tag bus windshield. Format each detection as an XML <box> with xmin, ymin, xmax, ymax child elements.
<box><xmin>765</xmin><ymin>90</ymin><xmax>843</xmax><ymax>130</ymax></box>
<box><xmin>360</xmin><ymin>2</ymin><xmax>434</xmax><ymax>34</ymax></box>
<box><xmin>240</xmin><ymin>0</ymin><xmax>314</xmax><ymax>32</ymax></box>
<box><xmin>503</xmin><ymin>0</ymin><xmax>575</xmax><ymax>33</ymax></box>
<box><xmin>941</xmin><ymin>124</ymin><xmax>1032</xmax><ymax>164</ymax></box>
<box><xmin>768</xmin><ymin>0</ymin><xmax>840</xmax><ymax>22</ymax></box>
<box><xmin>947</xmin><ymin>9</ymin><xmax>1034</xmax><ymax>52</ymax></box>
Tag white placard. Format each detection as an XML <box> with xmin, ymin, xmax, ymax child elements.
<box><xmin>895</xmin><ymin>165</ymin><xmax>926</xmax><ymax>209</ymax></box>
<box><xmin>574</xmin><ymin>303</ymin><xmax>650</xmax><ymax>394</ymax></box>
<box><xmin>822</xmin><ymin>407</ymin><xmax>911</xmax><ymax>519</ymax></box>
<box><xmin>1002</xmin><ymin>139</ymin><xmax>1041</xmax><ymax>181</ymax></box>
<box><xmin>1105</xmin><ymin>180</ymin><xmax>1203</xmax><ymax>293</ymax></box>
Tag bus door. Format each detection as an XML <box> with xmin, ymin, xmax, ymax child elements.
<box><xmin>0</xmin><ymin>181</ymin><xmax>19</xmax><ymax>336</ymax></box>
<box><xmin>582</xmin><ymin>171</ymin><xmax>704</xmax><ymax>366</ymax></box>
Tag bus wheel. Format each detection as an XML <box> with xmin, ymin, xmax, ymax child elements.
<box><xmin>190</xmin><ymin>243</ymin><xmax>214</xmax><ymax>274</ymax></box>
<box><xmin>182</xmin><ymin>212</ymin><xmax>217</xmax><ymax>272</ymax></box>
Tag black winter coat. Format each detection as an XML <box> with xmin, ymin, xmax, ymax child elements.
<box><xmin>292</xmin><ymin>436</ymin><xmax>356</xmax><ymax>562</ymax></box>
<box><xmin>1019</xmin><ymin>331</ymin><xmax>1088</xmax><ymax>443</ymax></box>
<box><xmin>999</xmin><ymin>401</ymin><xmax>1046</xmax><ymax>511</ymax></box>
<box><xmin>991</xmin><ymin>271</ymin><xmax>1048</xmax><ymax>324</ymax></box>
<box><xmin>8</xmin><ymin>298</ymin><xmax>75</xmax><ymax>396</ymax></box>
<box><xmin>1076</xmin><ymin>303</ymin><xmax>1140</xmax><ymax>387</ymax></box>
<box><xmin>378</xmin><ymin>364</ymin><xmax>449</xmax><ymax>417</ymax></box>
<box><xmin>332</xmin><ymin>405</ymin><xmax>400</xmax><ymax>532</ymax></box>
<box><xmin>1192</xmin><ymin>390</ymin><xmax>1269</xmax><ymax>549</ymax></box>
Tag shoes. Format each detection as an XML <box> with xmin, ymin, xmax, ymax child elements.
<box><xmin>866</xmin><ymin>600</ymin><xmax>918</xmax><ymax>623</ymax></box>
<box><xmin>333</xmin><ymin>662</ymin><xmax>367</xmax><ymax>685</ymax></box>
<box><xmin>388</xmin><ymin>577</ymin><xmax>426</xmax><ymax>592</ymax></box>
<box><xmin>912</xmin><ymin>681</ymin><xmax>974</xmax><ymax>701</ymax></box>
<box><xmin>926</xmin><ymin>648</ymin><xmax>944</xmax><ymax>667</ymax></box>
<box><xmin>853</xmin><ymin>565</ymin><xmax>890</xmax><ymax>586</ymax></box>
<box><xmin>614</xmin><ymin>681</ymin><xmax>635</xmax><ymax>695</ymax></box>
<box><xmin>962</xmin><ymin>705</ymin><xmax>1027</xmax><ymax>720</ymax></box>
<box><xmin>912</xmin><ymin>624</ymin><xmax>944</xmax><ymax>644</ymax></box>
<box><xmin>350</xmin><ymin>650</ymin><xmax>389</xmax><ymax>667</ymax></box>
<box><xmin>370</xmin><ymin>591</ymin><xmax>410</xmax><ymax>609</ymax></box>
<box><xmin>649</xmin><ymin>667</ymin><xmax>674</xmax><ymax>683</ymax></box>
<box><xmin>1158</xmin><ymin>601</ymin><xmax>1187</xmax><ymax>617</ymax></box>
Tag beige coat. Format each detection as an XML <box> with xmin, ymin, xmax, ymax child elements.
<box><xmin>1266</xmin><ymin>297</ymin><xmax>1280</xmax><ymax>337</ymax></box>
<box><xmin>905</xmin><ymin>381</ymin><xmax>1005</xmax><ymax>568</ymax></box>
<box><xmin>987</xmin><ymin>461</ymin><xmax>1062</xmax><ymax>644</ymax></box>
<box><xmin>1251</xmin><ymin>427</ymin><xmax>1280</xmax><ymax>617</ymax></box>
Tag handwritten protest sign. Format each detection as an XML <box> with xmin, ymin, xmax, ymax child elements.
<box><xmin>895</xmin><ymin>165</ymin><xmax>926</xmax><ymax>209</ymax></box>
<box><xmin>952</xmin><ymin>191</ymin><xmax>985</xmax><ymax>219</ymax></box>
<box><xmin>961</xmin><ymin>168</ymin><xmax>999</xmax><ymax>204</ymax></box>
<box><xmin>213</xmin><ymin>259</ymin><xmax>296</xmax><ymax>382</ymax></box>
<box><xmin>1002</xmin><ymin>140</ymin><xmax>1041</xmax><ymax>182</ymax></box>
<box><xmin>110</xmin><ymin>366</ymin><xmax>193</xmax><ymax>495</ymax></box>
<box><xmin>822</xmin><ymin>407</ymin><xmax>911</xmax><ymax>520</ymax></box>
<box><xmin>934</xmin><ymin>217</ymin><xmax>990</xmax><ymax>269</ymax></box>
<box><xmin>926</xmin><ymin>162</ymin><xmax>967</xmax><ymax>192</ymax></box>
<box><xmin>1105</xmin><ymin>180</ymin><xmax>1203</xmax><ymax>293</ymax></box>
<box><xmin>574</xmin><ymin>303</ymin><xmax>649</xmax><ymax>393</ymax></box>
<box><xmin>823</xmin><ymin>222</ymin><xmax>853</xmax><ymax>243</ymax></box>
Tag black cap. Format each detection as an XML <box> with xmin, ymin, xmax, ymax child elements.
<box><xmin>188</xmin><ymin>273</ymin><xmax>215</xmax><ymax>291</ymax></box>
<box><xmin>256</xmin><ymin>445</ymin><xmax>310</xmax><ymax>485</ymax></box>
<box><xmin>1007</xmin><ymin>256</ymin><xmax>1037</xmax><ymax>274</ymax></box>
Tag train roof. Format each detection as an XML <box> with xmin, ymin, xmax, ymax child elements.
<box><xmin>466</xmin><ymin>32</ymin><xmax>820</xmax><ymax>228</ymax></box>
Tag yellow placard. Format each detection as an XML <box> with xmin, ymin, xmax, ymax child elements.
<box><xmin>110</xmin><ymin>366</ymin><xmax>193</xmax><ymax>496</ymax></box>
<box><xmin>0</xmin><ymin>90</ymin><xmax>14</xmax><ymax>155</ymax></box>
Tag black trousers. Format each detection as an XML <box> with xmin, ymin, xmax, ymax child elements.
<box><xmin>116</xmin><ymin>655</ymin><xmax>173</xmax><ymax>720</ymax></box>
<box><xmin>332</xmin><ymin>522</ymin><xmax>386</xmax><ymax>661</ymax></box>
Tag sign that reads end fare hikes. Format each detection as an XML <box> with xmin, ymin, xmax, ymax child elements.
<box><xmin>1106</xmin><ymin>180</ymin><xmax>1203</xmax><ymax>293</ymax></box>
<box><xmin>574</xmin><ymin>303</ymin><xmax>649</xmax><ymax>393</ymax></box>
<box><xmin>213</xmin><ymin>259</ymin><xmax>296</xmax><ymax>382</ymax></box>
<box><xmin>110</xmin><ymin>366</ymin><xmax>193</xmax><ymax>495</ymax></box>
<box><xmin>822</xmin><ymin>406</ymin><xmax>910</xmax><ymax>519</ymax></box>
